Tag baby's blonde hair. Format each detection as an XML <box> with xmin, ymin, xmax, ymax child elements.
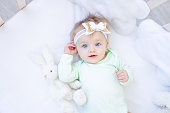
<box><xmin>70</xmin><ymin>14</ymin><xmax>111</xmax><ymax>41</ymax></box>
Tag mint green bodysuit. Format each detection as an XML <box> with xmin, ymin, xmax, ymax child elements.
<box><xmin>58</xmin><ymin>49</ymin><xmax>133</xmax><ymax>113</ymax></box>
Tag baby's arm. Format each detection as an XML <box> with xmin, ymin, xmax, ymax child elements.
<box><xmin>115</xmin><ymin>56</ymin><xmax>133</xmax><ymax>86</ymax></box>
<box><xmin>58</xmin><ymin>41</ymin><xmax>79</xmax><ymax>82</ymax></box>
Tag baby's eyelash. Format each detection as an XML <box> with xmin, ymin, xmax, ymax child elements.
<box><xmin>82</xmin><ymin>44</ymin><xmax>87</xmax><ymax>48</ymax></box>
<box><xmin>95</xmin><ymin>43</ymin><xmax>101</xmax><ymax>46</ymax></box>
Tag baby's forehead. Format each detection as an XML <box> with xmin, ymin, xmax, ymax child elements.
<box><xmin>77</xmin><ymin>32</ymin><xmax>106</xmax><ymax>43</ymax></box>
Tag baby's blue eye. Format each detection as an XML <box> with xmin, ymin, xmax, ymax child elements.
<box><xmin>82</xmin><ymin>44</ymin><xmax>87</xmax><ymax>48</ymax></box>
<box><xmin>95</xmin><ymin>43</ymin><xmax>101</xmax><ymax>46</ymax></box>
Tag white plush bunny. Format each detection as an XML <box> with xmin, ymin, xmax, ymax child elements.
<box><xmin>31</xmin><ymin>46</ymin><xmax>87</xmax><ymax>113</ymax></box>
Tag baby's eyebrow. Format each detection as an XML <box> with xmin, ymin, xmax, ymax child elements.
<box><xmin>79</xmin><ymin>41</ymin><xmax>88</xmax><ymax>44</ymax></box>
<box><xmin>94</xmin><ymin>39</ymin><xmax>102</xmax><ymax>42</ymax></box>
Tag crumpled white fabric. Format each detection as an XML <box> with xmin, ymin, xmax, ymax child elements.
<box><xmin>135</xmin><ymin>19</ymin><xmax>170</xmax><ymax>88</ymax></box>
<box><xmin>68</xmin><ymin>0</ymin><xmax>150</xmax><ymax>35</ymax></box>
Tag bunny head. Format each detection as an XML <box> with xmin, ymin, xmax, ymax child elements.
<box><xmin>43</xmin><ymin>64</ymin><xmax>58</xmax><ymax>81</ymax></box>
<box><xmin>31</xmin><ymin>46</ymin><xmax>58</xmax><ymax>81</ymax></box>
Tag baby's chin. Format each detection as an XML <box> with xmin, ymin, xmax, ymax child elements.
<box><xmin>87</xmin><ymin>61</ymin><xmax>98</xmax><ymax>64</ymax></box>
<box><xmin>85</xmin><ymin>58</ymin><xmax>101</xmax><ymax>64</ymax></box>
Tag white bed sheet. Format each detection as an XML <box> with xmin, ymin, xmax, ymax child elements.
<box><xmin>0</xmin><ymin>0</ymin><xmax>163</xmax><ymax>113</ymax></box>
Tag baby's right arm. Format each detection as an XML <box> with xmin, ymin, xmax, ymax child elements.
<box><xmin>58</xmin><ymin>41</ymin><xmax>79</xmax><ymax>82</ymax></box>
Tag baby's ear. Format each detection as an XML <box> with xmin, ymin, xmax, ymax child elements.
<box><xmin>106</xmin><ymin>40</ymin><xmax>109</xmax><ymax>51</ymax></box>
<box><xmin>106</xmin><ymin>40</ymin><xmax>109</xmax><ymax>47</ymax></box>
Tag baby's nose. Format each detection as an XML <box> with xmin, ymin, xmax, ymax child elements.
<box><xmin>89</xmin><ymin>46</ymin><xmax>96</xmax><ymax>53</ymax></box>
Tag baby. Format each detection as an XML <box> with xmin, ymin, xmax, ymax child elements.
<box><xmin>58</xmin><ymin>15</ymin><xmax>133</xmax><ymax>113</ymax></box>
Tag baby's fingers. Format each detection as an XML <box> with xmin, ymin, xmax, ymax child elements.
<box><xmin>67</xmin><ymin>43</ymin><xmax>76</xmax><ymax>49</ymax></box>
<box><xmin>115</xmin><ymin>70</ymin><xmax>124</xmax><ymax>76</ymax></box>
<box><xmin>67</xmin><ymin>41</ymin><xmax>76</xmax><ymax>45</ymax></box>
<box><xmin>118</xmin><ymin>79</ymin><xmax>126</xmax><ymax>82</ymax></box>
<box><xmin>118</xmin><ymin>75</ymin><xmax>128</xmax><ymax>82</ymax></box>
<box><xmin>117</xmin><ymin>75</ymin><xmax>125</xmax><ymax>80</ymax></box>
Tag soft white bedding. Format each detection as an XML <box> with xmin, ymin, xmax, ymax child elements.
<box><xmin>0</xmin><ymin>0</ymin><xmax>167</xmax><ymax>113</ymax></box>
<box><xmin>135</xmin><ymin>19</ymin><xmax>170</xmax><ymax>88</ymax></box>
<box><xmin>0</xmin><ymin>0</ymin><xmax>75</xmax><ymax>113</ymax></box>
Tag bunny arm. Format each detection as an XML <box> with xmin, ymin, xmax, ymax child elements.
<box><xmin>69</xmin><ymin>80</ymin><xmax>81</xmax><ymax>90</ymax></box>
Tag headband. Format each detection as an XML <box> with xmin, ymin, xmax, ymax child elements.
<box><xmin>74</xmin><ymin>22</ymin><xmax>110</xmax><ymax>44</ymax></box>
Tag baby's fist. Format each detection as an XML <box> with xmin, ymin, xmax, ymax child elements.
<box><xmin>115</xmin><ymin>70</ymin><xmax>129</xmax><ymax>82</ymax></box>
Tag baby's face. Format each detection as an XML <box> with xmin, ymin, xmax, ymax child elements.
<box><xmin>76</xmin><ymin>31</ymin><xmax>108</xmax><ymax>63</ymax></box>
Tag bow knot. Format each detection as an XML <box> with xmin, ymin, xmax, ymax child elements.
<box><xmin>82</xmin><ymin>22</ymin><xmax>110</xmax><ymax>35</ymax></box>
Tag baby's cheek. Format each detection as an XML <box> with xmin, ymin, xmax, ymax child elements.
<box><xmin>78</xmin><ymin>51</ymin><xmax>86</xmax><ymax>59</ymax></box>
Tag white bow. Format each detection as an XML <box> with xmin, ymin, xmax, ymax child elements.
<box><xmin>82</xmin><ymin>22</ymin><xmax>110</xmax><ymax>35</ymax></box>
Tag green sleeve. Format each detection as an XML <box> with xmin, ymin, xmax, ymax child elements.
<box><xmin>58</xmin><ymin>54</ymin><xmax>79</xmax><ymax>82</ymax></box>
<box><xmin>114</xmin><ymin>53</ymin><xmax>133</xmax><ymax>86</ymax></box>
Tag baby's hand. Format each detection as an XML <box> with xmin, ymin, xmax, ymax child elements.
<box><xmin>64</xmin><ymin>41</ymin><xmax>77</xmax><ymax>55</ymax></box>
<box><xmin>115</xmin><ymin>70</ymin><xmax>129</xmax><ymax>82</ymax></box>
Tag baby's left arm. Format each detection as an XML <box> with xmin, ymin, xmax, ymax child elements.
<box><xmin>115</xmin><ymin>55</ymin><xmax>133</xmax><ymax>86</ymax></box>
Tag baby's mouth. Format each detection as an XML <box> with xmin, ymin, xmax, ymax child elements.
<box><xmin>88</xmin><ymin>55</ymin><xmax>97</xmax><ymax>57</ymax></box>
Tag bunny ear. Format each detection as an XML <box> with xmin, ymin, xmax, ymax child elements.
<box><xmin>42</xmin><ymin>45</ymin><xmax>54</xmax><ymax>65</ymax></box>
<box><xmin>30</xmin><ymin>54</ymin><xmax>46</xmax><ymax>65</ymax></box>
